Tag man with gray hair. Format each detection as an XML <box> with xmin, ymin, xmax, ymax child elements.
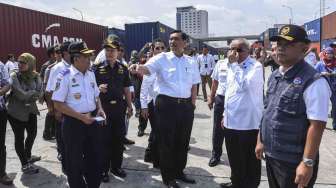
<box><xmin>220</xmin><ymin>38</ymin><xmax>264</xmax><ymax>188</ymax></box>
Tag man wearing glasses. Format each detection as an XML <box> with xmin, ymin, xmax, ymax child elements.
<box><xmin>220</xmin><ymin>38</ymin><xmax>264</xmax><ymax>188</ymax></box>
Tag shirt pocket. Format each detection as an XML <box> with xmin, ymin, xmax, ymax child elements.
<box><xmin>277</xmin><ymin>89</ymin><xmax>300</xmax><ymax>116</ymax></box>
<box><xmin>69</xmin><ymin>85</ymin><xmax>83</xmax><ymax>103</ymax></box>
<box><xmin>184</xmin><ymin>66</ymin><xmax>193</xmax><ymax>83</ymax></box>
<box><xmin>163</xmin><ymin>67</ymin><xmax>176</xmax><ymax>80</ymax></box>
<box><xmin>218</xmin><ymin>70</ymin><xmax>227</xmax><ymax>82</ymax></box>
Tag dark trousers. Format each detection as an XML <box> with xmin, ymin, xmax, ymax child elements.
<box><xmin>225</xmin><ymin>128</ymin><xmax>261</xmax><ymax>188</ymax></box>
<box><xmin>62</xmin><ymin>115</ymin><xmax>104</xmax><ymax>188</ymax></box>
<box><xmin>155</xmin><ymin>95</ymin><xmax>194</xmax><ymax>183</ymax></box>
<box><xmin>201</xmin><ymin>75</ymin><xmax>212</xmax><ymax>100</ymax></box>
<box><xmin>212</xmin><ymin>95</ymin><xmax>225</xmax><ymax>159</ymax></box>
<box><xmin>8</xmin><ymin>114</ymin><xmax>37</xmax><ymax>166</ymax></box>
<box><xmin>331</xmin><ymin>91</ymin><xmax>336</xmax><ymax>129</ymax></box>
<box><xmin>266</xmin><ymin>156</ymin><xmax>319</xmax><ymax>188</ymax></box>
<box><xmin>43</xmin><ymin>112</ymin><xmax>55</xmax><ymax>139</ymax></box>
<box><xmin>103</xmin><ymin>103</ymin><xmax>126</xmax><ymax>171</ymax></box>
<box><xmin>55</xmin><ymin>119</ymin><xmax>66</xmax><ymax>173</ymax></box>
<box><xmin>145</xmin><ymin>100</ymin><xmax>159</xmax><ymax>164</ymax></box>
<box><xmin>0</xmin><ymin>110</ymin><xmax>7</xmax><ymax>177</ymax></box>
<box><xmin>138</xmin><ymin>112</ymin><xmax>148</xmax><ymax>132</ymax></box>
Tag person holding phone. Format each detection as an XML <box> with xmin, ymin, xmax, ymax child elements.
<box><xmin>92</xmin><ymin>39</ymin><xmax>133</xmax><ymax>182</ymax></box>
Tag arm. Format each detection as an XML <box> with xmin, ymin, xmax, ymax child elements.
<box><xmin>191</xmin><ymin>84</ymin><xmax>197</xmax><ymax>108</ymax></box>
<box><xmin>230</xmin><ymin>62</ymin><xmax>264</xmax><ymax>92</ymax></box>
<box><xmin>10</xmin><ymin>73</ymin><xmax>35</xmax><ymax>101</ymax></box>
<box><xmin>140</xmin><ymin>75</ymin><xmax>151</xmax><ymax>109</ymax></box>
<box><xmin>208</xmin><ymin>80</ymin><xmax>218</xmax><ymax>109</ymax></box>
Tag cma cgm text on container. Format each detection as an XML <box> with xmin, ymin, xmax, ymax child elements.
<box><xmin>0</xmin><ymin>3</ymin><xmax>108</xmax><ymax>70</ymax></box>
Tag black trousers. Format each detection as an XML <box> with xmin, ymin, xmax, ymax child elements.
<box><xmin>0</xmin><ymin>110</ymin><xmax>7</xmax><ymax>177</ymax></box>
<box><xmin>62</xmin><ymin>115</ymin><xmax>104</xmax><ymax>188</ymax></box>
<box><xmin>43</xmin><ymin>112</ymin><xmax>55</xmax><ymax>138</ymax></box>
<box><xmin>266</xmin><ymin>156</ymin><xmax>319</xmax><ymax>188</ymax></box>
<box><xmin>8</xmin><ymin>114</ymin><xmax>37</xmax><ymax>166</ymax></box>
<box><xmin>103</xmin><ymin>103</ymin><xmax>126</xmax><ymax>171</ymax></box>
<box><xmin>155</xmin><ymin>95</ymin><xmax>194</xmax><ymax>183</ymax></box>
<box><xmin>225</xmin><ymin>128</ymin><xmax>261</xmax><ymax>188</ymax></box>
<box><xmin>138</xmin><ymin>112</ymin><xmax>148</xmax><ymax>132</ymax></box>
<box><xmin>212</xmin><ymin>95</ymin><xmax>225</xmax><ymax>159</ymax></box>
<box><xmin>145</xmin><ymin>100</ymin><xmax>159</xmax><ymax>164</ymax></box>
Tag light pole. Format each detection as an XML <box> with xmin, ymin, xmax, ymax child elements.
<box><xmin>72</xmin><ymin>7</ymin><xmax>84</xmax><ymax>21</ymax></box>
<box><xmin>282</xmin><ymin>5</ymin><xmax>294</xmax><ymax>24</ymax></box>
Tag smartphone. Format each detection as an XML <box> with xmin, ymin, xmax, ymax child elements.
<box><xmin>94</xmin><ymin>116</ymin><xmax>105</xmax><ymax>122</ymax></box>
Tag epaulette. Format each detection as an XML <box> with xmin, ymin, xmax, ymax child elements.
<box><xmin>47</xmin><ymin>62</ymin><xmax>58</xmax><ymax>69</ymax></box>
<box><xmin>60</xmin><ymin>68</ymin><xmax>70</xmax><ymax>76</ymax></box>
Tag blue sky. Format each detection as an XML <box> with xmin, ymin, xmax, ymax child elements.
<box><xmin>2</xmin><ymin>0</ymin><xmax>336</xmax><ymax>36</ymax></box>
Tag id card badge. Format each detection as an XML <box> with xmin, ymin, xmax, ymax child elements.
<box><xmin>204</xmin><ymin>64</ymin><xmax>208</xmax><ymax>68</ymax></box>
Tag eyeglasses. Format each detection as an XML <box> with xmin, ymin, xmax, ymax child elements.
<box><xmin>155</xmin><ymin>46</ymin><xmax>165</xmax><ymax>50</ymax></box>
<box><xmin>229</xmin><ymin>48</ymin><xmax>244</xmax><ymax>53</ymax></box>
<box><xmin>18</xmin><ymin>61</ymin><xmax>27</xmax><ymax>64</ymax></box>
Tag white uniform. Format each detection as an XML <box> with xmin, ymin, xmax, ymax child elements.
<box><xmin>4</xmin><ymin>60</ymin><xmax>18</xmax><ymax>74</ymax></box>
<box><xmin>197</xmin><ymin>54</ymin><xmax>216</xmax><ymax>76</ymax></box>
<box><xmin>46</xmin><ymin>59</ymin><xmax>71</xmax><ymax>92</ymax></box>
<box><xmin>52</xmin><ymin>65</ymin><xmax>100</xmax><ymax>113</ymax></box>
<box><xmin>211</xmin><ymin>59</ymin><xmax>228</xmax><ymax>96</ymax></box>
<box><xmin>140</xmin><ymin>73</ymin><xmax>158</xmax><ymax>109</ymax></box>
<box><xmin>145</xmin><ymin>52</ymin><xmax>201</xmax><ymax>98</ymax></box>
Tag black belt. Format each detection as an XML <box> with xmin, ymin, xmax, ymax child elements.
<box><xmin>159</xmin><ymin>95</ymin><xmax>191</xmax><ymax>104</ymax></box>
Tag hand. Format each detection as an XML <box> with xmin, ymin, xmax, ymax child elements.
<box><xmin>255</xmin><ymin>142</ymin><xmax>264</xmax><ymax>160</ymax></box>
<box><xmin>192</xmin><ymin>101</ymin><xmax>196</xmax><ymax>110</ymax></box>
<box><xmin>131</xmin><ymin>92</ymin><xmax>135</xmax><ymax>102</ymax></box>
<box><xmin>129</xmin><ymin>64</ymin><xmax>138</xmax><ymax>74</ymax></box>
<box><xmin>81</xmin><ymin>113</ymin><xmax>95</xmax><ymax>125</ymax></box>
<box><xmin>126</xmin><ymin>106</ymin><xmax>133</xmax><ymax>119</ymax></box>
<box><xmin>228</xmin><ymin>50</ymin><xmax>239</xmax><ymax>63</ymax></box>
<box><xmin>97</xmin><ymin>108</ymin><xmax>106</xmax><ymax>125</ymax></box>
<box><xmin>295</xmin><ymin>162</ymin><xmax>313</xmax><ymax>188</ymax></box>
<box><xmin>99</xmin><ymin>84</ymin><xmax>108</xmax><ymax>94</ymax></box>
<box><xmin>141</xmin><ymin>108</ymin><xmax>149</xmax><ymax>119</ymax></box>
<box><xmin>207</xmin><ymin>96</ymin><xmax>214</xmax><ymax>110</ymax></box>
<box><xmin>220</xmin><ymin>117</ymin><xmax>225</xmax><ymax>129</ymax></box>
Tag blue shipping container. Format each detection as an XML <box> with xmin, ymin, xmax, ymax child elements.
<box><xmin>321</xmin><ymin>39</ymin><xmax>336</xmax><ymax>49</ymax></box>
<box><xmin>125</xmin><ymin>22</ymin><xmax>174</xmax><ymax>59</ymax></box>
<box><xmin>304</xmin><ymin>18</ymin><xmax>321</xmax><ymax>42</ymax></box>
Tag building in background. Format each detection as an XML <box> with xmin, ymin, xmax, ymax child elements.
<box><xmin>176</xmin><ymin>6</ymin><xmax>208</xmax><ymax>38</ymax></box>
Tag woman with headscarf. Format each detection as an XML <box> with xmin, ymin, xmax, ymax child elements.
<box><xmin>7</xmin><ymin>53</ymin><xmax>42</xmax><ymax>174</ymax></box>
<box><xmin>315</xmin><ymin>47</ymin><xmax>336</xmax><ymax>130</ymax></box>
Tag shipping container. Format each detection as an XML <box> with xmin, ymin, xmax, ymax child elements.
<box><xmin>321</xmin><ymin>39</ymin><xmax>336</xmax><ymax>50</ymax></box>
<box><xmin>261</xmin><ymin>28</ymin><xmax>278</xmax><ymax>49</ymax></box>
<box><xmin>304</xmin><ymin>18</ymin><xmax>321</xmax><ymax>42</ymax></box>
<box><xmin>125</xmin><ymin>22</ymin><xmax>174</xmax><ymax>59</ymax></box>
<box><xmin>0</xmin><ymin>3</ymin><xmax>108</xmax><ymax>70</ymax></box>
<box><xmin>309</xmin><ymin>42</ymin><xmax>321</xmax><ymax>54</ymax></box>
<box><xmin>108</xmin><ymin>27</ymin><xmax>126</xmax><ymax>46</ymax></box>
<box><xmin>322</xmin><ymin>11</ymin><xmax>336</xmax><ymax>40</ymax></box>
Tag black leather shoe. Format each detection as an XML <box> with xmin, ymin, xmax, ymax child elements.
<box><xmin>123</xmin><ymin>138</ymin><xmax>135</xmax><ymax>145</ymax></box>
<box><xmin>208</xmin><ymin>157</ymin><xmax>220</xmax><ymax>167</ymax></box>
<box><xmin>137</xmin><ymin>129</ymin><xmax>145</xmax><ymax>137</ymax></box>
<box><xmin>144</xmin><ymin>151</ymin><xmax>153</xmax><ymax>163</ymax></box>
<box><xmin>176</xmin><ymin>173</ymin><xmax>196</xmax><ymax>184</ymax></box>
<box><xmin>166</xmin><ymin>180</ymin><xmax>180</xmax><ymax>188</ymax></box>
<box><xmin>101</xmin><ymin>172</ymin><xmax>109</xmax><ymax>183</ymax></box>
<box><xmin>220</xmin><ymin>182</ymin><xmax>234</xmax><ymax>188</ymax></box>
<box><xmin>0</xmin><ymin>174</ymin><xmax>13</xmax><ymax>185</ymax></box>
<box><xmin>111</xmin><ymin>168</ymin><xmax>127</xmax><ymax>178</ymax></box>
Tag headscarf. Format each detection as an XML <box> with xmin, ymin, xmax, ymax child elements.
<box><xmin>321</xmin><ymin>47</ymin><xmax>336</xmax><ymax>69</ymax></box>
<box><xmin>17</xmin><ymin>53</ymin><xmax>39</xmax><ymax>84</ymax></box>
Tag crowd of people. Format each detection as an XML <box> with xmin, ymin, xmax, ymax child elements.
<box><xmin>0</xmin><ymin>25</ymin><xmax>334</xmax><ymax>188</ymax></box>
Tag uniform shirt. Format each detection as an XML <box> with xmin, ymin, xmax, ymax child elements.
<box><xmin>145</xmin><ymin>51</ymin><xmax>201</xmax><ymax>99</ymax></box>
<box><xmin>197</xmin><ymin>53</ymin><xmax>215</xmax><ymax>76</ymax></box>
<box><xmin>4</xmin><ymin>60</ymin><xmax>18</xmax><ymax>74</ymax></box>
<box><xmin>223</xmin><ymin>56</ymin><xmax>264</xmax><ymax>130</ymax></box>
<box><xmin>140</xmin><ymin>73</ymin><xmax>158</xmax><ymax>109</ymax></box>
<box><xmin>52</xmin><ymin>65</ymin><xmax>100</xmax><ymax>113</ymax></box>
<box><xmin>0</xmin><ymin>62</ymin><xmax>9</xmax><ymax>110</ymax></box>
<box><xmin>211</xmin><ymin>59</ymin><xmax>228</xmax><ymax>96</ymax></box>
<box><xmin>46</xmin><ymin>59</ymin><xmax>70</xmax><ymax>92</ymax></box>
<box><xmin>93</xmin><ymin>60</ymin><xmax>131</xmax><ymax>104</ymax></box>
<box><xmin>279</xmin><ymin>66</ymin><xmax>331</xmax><ymax>122</ymax></box>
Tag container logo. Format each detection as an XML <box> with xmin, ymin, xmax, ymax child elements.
<box><xmin>32</xmin><ymin>23</ymin><xmax>83</xmax><ymax>49</ymax></box>
<box><xmin>160</xmin><ymin>27</ymin><xmax>166</xmax><ymax>33</ymax></box>
<box><xmin>305</xmin><ymin>25</ymin><xmax>317</xmax><ymax>36</ymax></box>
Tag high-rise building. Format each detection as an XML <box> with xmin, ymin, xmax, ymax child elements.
<box><xmin>176</xmin><ymin>6</ymin><xmax>208</xmax><ymax>38</ymax></box>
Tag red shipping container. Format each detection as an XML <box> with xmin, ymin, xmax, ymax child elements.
<box><xmin>0</xmin><ymin>3</ymin><xmax>108</xmax><ymax>70</ymax></box>
<box><xmin>309</xmin><ymin>42</ymin><xmax>321</xmax><ymax>54</ymax></box>
<box><xmin>322</xmin><ymin>11</ymin><xmax>336</xmax><ymax>40</ymax></box>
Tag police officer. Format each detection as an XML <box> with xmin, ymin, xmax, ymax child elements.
<box><xmin>256</xmin><ymin>25</ymin><xmax>331</xmax><ymax>188</ymax></box>
<box><xmin>45</xmin><ymin>41</ymin><xmax>71</xmax><ymax>170</ymax></box>
<box><xmin>207</xmin><ymin>58</ymin><xmax>228</xmax><ymax>167</ymax></box>
<box><xmin>92</xmin><ymin>39</ymin><xmax>133</xmax><ymax>182</ymax></box>
<box><xmin>0</xmin><ymin>61</ymin><xmax>12</xmax><ymax>185</ymax></box>
<box><xmin>130</xmin><ymin>30</ymin><xmax>201</xmax><ymax>188</ymax></box>
<box><xmin>52</xmin><ymin>41</ymin><xmax>106</xmax><ymax>188</ymax></box>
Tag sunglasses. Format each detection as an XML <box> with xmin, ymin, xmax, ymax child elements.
<box><xmin>230</xmin><ymin>48</ymin><xmax>244</xmax><ymax>53</ymax></box>
<box><xmin>18</xmin><ymin>60</ymin><xmax>27</xmax><ymax>64</ymax></box>
<box><xmin>155</xmin><ymin>46</ymin><xmax>165</xmax><ymax>50</ymax></box>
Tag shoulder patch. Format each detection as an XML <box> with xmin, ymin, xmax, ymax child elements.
<box><xmin>60</xmin><ymin>68</ymin><xmax>70</xmax><ymax>76</ymax></box>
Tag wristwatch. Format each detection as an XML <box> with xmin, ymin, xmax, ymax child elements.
<box><xmin>302</xmin><ymin>157</ymin><xmax>315</xmax><ymax>167</ymax></box>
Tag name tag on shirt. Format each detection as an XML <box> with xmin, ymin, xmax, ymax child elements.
<box><xmin>168</xmin><ymin>68</ymin><xmax>176</xmax><ymax>72</ymax></box>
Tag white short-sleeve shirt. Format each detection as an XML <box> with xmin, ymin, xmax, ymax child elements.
<box><xmin>211</xmin><ymin>59</ymin><xmax>228</xmax><ymax>96</ymax></box>
<box><xmin>46</xmin><ymin>59</ymin><xmax>70</xmax><ymax>92</ymax></box>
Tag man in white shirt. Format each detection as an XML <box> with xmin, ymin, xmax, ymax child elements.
<box><xmin>130</xmin><ymin>30</ymin><xmax>201</xmax><ymax>188</ymax></box>
<box><xmin>4</xmin><ymin>54</ymin><xmax>18</xmax><ymax>74</ymax></box>
<box><xmin>197</xmin><ymin>46</ymin><xmax>215</xmax><ymax>101</ymax></box>
<box><xmin>220</xmin><ymin>38</ymin><xmax>264</xmax><ymax>188</ymax></box>
<box><xmin>304</xmin><ymin>47</ymin><xmax>318</xmax><ymax>67</ymax></box>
